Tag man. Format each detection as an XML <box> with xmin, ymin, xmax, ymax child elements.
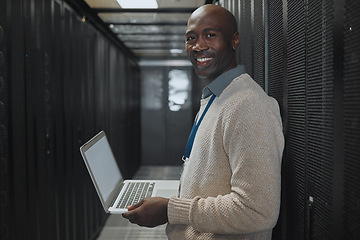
<box><xmin>123</xmin><ymin>4</ymin><xmax>284</xmax><ymax>240</ymax></box>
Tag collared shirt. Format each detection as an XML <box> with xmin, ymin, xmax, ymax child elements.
<box><xmin>201</xmin><ymin>65</ymin><xmax>246</xmax><ymax>99</ymax></box>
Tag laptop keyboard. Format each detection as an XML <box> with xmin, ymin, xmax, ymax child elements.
<box><xmin>116</xmin><ymin>182</ymin><xmax>155</xmax><ymax>209</ymax></box>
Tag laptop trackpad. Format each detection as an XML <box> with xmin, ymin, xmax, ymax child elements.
<box><xmin>155</xmin><ymin>189</ymin><xmax>178</xmax><ymax>198</ymax></box>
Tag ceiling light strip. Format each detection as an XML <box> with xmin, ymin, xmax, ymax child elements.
<box><xmin>106</xmin><ymin>22</ymin><xmax>188</xmax><ymax>26</ymax></box>
<box><xmin>93</xmin><ymin>8</ymin><xmax>196</xmax><ymax>13</ymax></box>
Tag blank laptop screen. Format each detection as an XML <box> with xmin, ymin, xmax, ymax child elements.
<box><xmin>84</xmin><ymin>135</ymin><xmax>122</xmax><ymax>202</ymax></box>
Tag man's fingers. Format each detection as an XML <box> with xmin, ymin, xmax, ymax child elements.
<box><xmin>122</xmin><ymin>207</ymin><xmax>138</xmax><ymax>218</ymax></box>
<box><xmin>125</xmin><ymin>199</ymin><xmax>144</xmax><ymax>212</ymax></box>
<box><xmin>122</xmin><ymin>197</ymin><xmax>169</xmax><ymax>228</ymax></box>
<box><xmin>122</xmin><ymin>199</ymin><xmax>145</xmax><ymax>219</ymax></box>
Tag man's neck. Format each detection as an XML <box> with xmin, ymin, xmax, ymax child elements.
<box><xmin>201</xmin><ymin>77</ymin><xmax>215</xmax><ymax>87</ymax></box>
<box><xmin>201</xmin><ymin>64</ymin><xmax>237</xmax><ymax>86</ymax></box>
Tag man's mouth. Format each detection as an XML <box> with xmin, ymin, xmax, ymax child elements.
<box><xmin>196</xmin><ymin>57</ymin><xmax>213</xmax><ymax>63</ymax></box>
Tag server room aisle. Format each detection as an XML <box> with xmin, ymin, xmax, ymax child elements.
<box><xmin>97</xmin><ymin>166</ymin><xmax>182</xmax><ymax>240</ymax></box>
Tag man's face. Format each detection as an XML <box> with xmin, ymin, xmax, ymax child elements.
<box><xmin>185</xmin><ymin>9</ymin><xmax>237</xmax><ymax>83</ymax></box>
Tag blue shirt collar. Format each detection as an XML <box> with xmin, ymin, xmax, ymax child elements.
<box><xmin>201</xmin><ymin>65</ymin><xmax>246</xmax><ymax>99</ymax></box>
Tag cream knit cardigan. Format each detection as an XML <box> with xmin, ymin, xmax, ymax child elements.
<box><xmin>166</xmin><ymin>74</ymin><xmax>285</xmax><ymax>240</ymax></box>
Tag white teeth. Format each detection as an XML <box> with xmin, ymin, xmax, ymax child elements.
<box><xmin>196</xmin><ymin>57</ymin><xmax>212</xmax><ymax>62</ymax></box>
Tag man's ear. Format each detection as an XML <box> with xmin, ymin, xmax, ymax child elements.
<box><xmin>232</xmin><ymin>32</ymin><xmax>240</xmax><ymax>51</ymax></box>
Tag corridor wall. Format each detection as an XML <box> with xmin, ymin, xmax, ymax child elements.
<box><xmin>221</xmin><ymin>0</ymin><xmax>360</xmax><ymax>239</ymax></box>
<box><xmin>0</xmin><ymin>0</ymin><xmax>141</xmax><ymax>239</ymax></box>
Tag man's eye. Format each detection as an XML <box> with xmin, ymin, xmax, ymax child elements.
<box><xmin>186</xmin><ymin>36</ymin><xmax>195</xmax><ymax>42</ymax></box>
<box><xmin>207</xmin><ymin>33</ymin><xmax>216</xmax><ymax>38</ymax></box>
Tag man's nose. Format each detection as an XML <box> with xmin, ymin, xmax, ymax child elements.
<box><xmin>193</xmin><ymin>36</ymin><xmax>208</xmax><ymax>51</ymax></box>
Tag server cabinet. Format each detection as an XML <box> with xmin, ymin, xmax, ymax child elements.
<box><xmin>0</xmin><ymin>0</ymin><xmax>9</xmax><ymax>239</ymax></box>
<box><xmin>0</xmin><ymin>0</ymin><xmax>141</xmax><ymax>239</ymax></box>
<box><xmin>222</xmin><ymin>0</ymin><xmax>360</xmax><ymax>239</ymax></box>
<box><xmin>342</xmin><ymin>0</ymin><xmax>360</xmax><ymax>238</ymax></box>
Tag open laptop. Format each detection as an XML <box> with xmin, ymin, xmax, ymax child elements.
<box><xmin>80</xmin><ymin>131</ymin><xmax>179</xmax><ymax>214</ymax></box>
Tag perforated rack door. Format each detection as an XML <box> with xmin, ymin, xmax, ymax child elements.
<box><xmin>343</xmin><ymin>1</ymin><xmax>360</xmax><ymax>239</ymax></box>
<box><xmin>0</xmin><ymin>0</ymin><xmax>9</xmax><ymax>239</ymax></box>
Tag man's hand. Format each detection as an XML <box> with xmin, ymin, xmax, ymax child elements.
<box><xmin>122</xmin><ymin>197</ymin><xmax>170</xmax><ymax>228</ymax></box>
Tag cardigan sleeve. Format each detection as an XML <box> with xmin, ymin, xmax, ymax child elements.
<box><xmin>168</xmin><ymin>94</ymin><xmax>284</xmax><ymax>235</ymax></box>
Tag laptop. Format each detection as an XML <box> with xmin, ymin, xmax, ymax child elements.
<box><xmin>80</xmin><ymin>131</ymin><xmax>179</xmax><ymax>214</ymax></box>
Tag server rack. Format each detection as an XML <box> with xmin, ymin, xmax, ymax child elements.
<box><xmin>1</xmin><ymin>0</ymin><xmax>141</xmax><ymax>239</ymax></box>
<box><xmin>222</xmin><ymin>0</ymin><xmax>360</xmax><ymax>239</ymax></box>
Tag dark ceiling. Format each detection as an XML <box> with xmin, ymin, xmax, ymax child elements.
<box><xmin>69</xmin><ymin>0</ymin><xmax>217</xmax><ymax>60</ymax></box>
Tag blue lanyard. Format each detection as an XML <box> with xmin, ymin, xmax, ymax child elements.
<box><xmin>182</xmin><ymin>94</ymin><xmax>216</xmax><ymax>161</ymax></box>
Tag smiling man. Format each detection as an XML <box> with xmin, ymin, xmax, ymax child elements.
<box><xmin>185</xmin><ymin>4</ymin><xmax>238</xmax><ymax>85</ymax></box>
<box><xmin>123</xmin><ymin>4</ymin><xmax>284</xmax><ymax>240</ymax></box>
